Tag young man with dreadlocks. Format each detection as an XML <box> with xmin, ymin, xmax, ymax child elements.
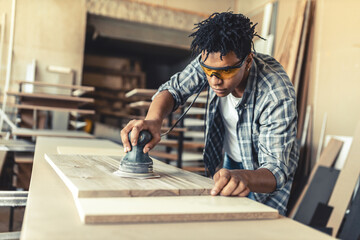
<box><xmin>121</xmin><ymin>12</ymin><xmax>299</xmax><ymax>215</ymax></box>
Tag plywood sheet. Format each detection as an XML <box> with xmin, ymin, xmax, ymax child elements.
<box><xmin>75</xmin><ymin>195</ymin><xmax>279</xmax><ymax>224</ymax></box>
<box><xmin>327</xmin><ymin>122</ymin><xmax>360</xmax><ymax>236</ymax></box>
<box><xmin>45</xmin><ymin>154</ymin><xmax>213</xmax><ymax>198</ymax></box>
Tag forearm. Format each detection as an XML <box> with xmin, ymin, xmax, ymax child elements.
<box><xmin>238</xmin><ymin>168</ymin><xmax>276</xmax><ymax>193</ymax></box>
<box><xmin>145</xmin><ymin>90</ymin><xmax>175</xmax><ymax>123</ymax></box>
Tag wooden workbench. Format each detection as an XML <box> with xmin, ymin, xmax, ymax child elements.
<box><xmin>21</xmin><ymin>137</ymin><xmax>335</xmax><ymax>239</ymax></box>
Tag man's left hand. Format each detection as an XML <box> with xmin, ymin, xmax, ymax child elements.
<box><xmin>211</xmin><ymin>168</ymin><xmax>250</xmax><ymax>197</ymax></box>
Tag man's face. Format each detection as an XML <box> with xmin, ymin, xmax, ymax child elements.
<box><xmin>200</xmin><ymin>51</ymin><xmax>252</xmax><ymax>98</ymax></box>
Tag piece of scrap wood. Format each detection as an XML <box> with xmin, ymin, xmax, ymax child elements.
<box><xmin>327</xmin><ymin>121</ymin><xmax>360</xmax><ymax>236</ymax></box>
<box><xmin>74</xmin><ymin>195</ymin><xmax>279</xmax><ymax>224</ymax></box>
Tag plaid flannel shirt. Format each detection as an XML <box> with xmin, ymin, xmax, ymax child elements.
<box><xmin>153</xmin><ymin>52</ymin><xmax>299</xmax><ymax>215</ymax></box>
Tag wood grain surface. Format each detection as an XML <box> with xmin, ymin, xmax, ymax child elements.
<box><xmin>45</xmin><ymin>154</ymin><xmax>213</xmax><ymax>198</ymax></box>
<box><xmin>75</xmin><ymin>195</ymin><xmax>279</xmax><ymax>224</ymax></box>
<box><xmin>22</xmin><ymin>137</ymin><xmax>335</xmax><ymax>239</ymax></box>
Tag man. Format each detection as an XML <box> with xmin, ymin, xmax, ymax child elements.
<box><xmin>121</xmin><ymin>12</ymin><xmax>299</xmax><ymax>215</ymax></box>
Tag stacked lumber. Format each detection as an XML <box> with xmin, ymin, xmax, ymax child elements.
<box><xmin>276</xmin><ymin>0</ymin><xmax>317</xmax><ymax>215</ymax></box>
<box><xmin>7</xmin><ymin>81</ymin><xmax>95</xmax><ymax>133</ymax></box>
<box><xmin>275</xmin><ymin>0</ymin><xmax>315</xmax><ymax>139</ymax></box>
<box><xmin>82</xmin><ymin>55</ymin><xmax>146</xmax><ymax>122</ymax></box>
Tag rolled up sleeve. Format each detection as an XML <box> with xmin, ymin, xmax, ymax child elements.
<box><xmin>257</xmin><ymin>97</ymin><xmax>298</xmax><ymax>190</ymax></box>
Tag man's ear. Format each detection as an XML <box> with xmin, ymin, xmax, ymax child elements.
<box><xmin>247</xmin><ymin>52</ymin><xmax>254</xmax><ymax>63</ymax></box>
<box><xmin>246</xmin><ymin>53</ymin><xmax>254</xmax><ymax>69</ymax></box>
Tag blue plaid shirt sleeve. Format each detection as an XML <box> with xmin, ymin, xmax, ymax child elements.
<box><xmin>257</xmin><ymin>96</ymin><xmax>298</xmax><ymax>190</ymax></box>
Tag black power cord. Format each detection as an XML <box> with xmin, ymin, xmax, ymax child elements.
<box><xmin>160</xmin><ymin>81</ymin><xmax>208</xmax><ymax>137</ymax></box>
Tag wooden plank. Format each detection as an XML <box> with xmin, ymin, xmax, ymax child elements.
<box><xmin>12</xmin><ymin>128</ymin><xmax>94</xmax><ymax>139</ymax></box>
<box><xmin>174</xmin><ymin>107</ymin><xmax>205</xmax><ymax>115</ymax></box>
<box><xmin>290</xmin><ymin>138</ymin><xmax>343</xmax><ymax>218</ymax></box>
<box><xmin>277</xmin><ymin>0</ymin><xmax>307</xmax><ymax>82</ymax></box>
<box><xmin>18</xmin><ymin>98</ymin><xmax>87</xmax><ymax>110</ymax></box>
<box><xmin>0</xmin><ymin>151</ymin><xmax>7</xmax><ymax>176</ymax></box>
<box><xmin>182</xmin><ymin>166</ymin><xmax>205</xmax><ymax>172</ymax></box>
<box><xmin>184</xmin><ymin>131</ymin><xmax>205</xmax><ymax>139</ymax></box>
<box><xmin>160</xmin><ymin>126</ymin><xmax>187</xmax><ymax>132</ymax></box>
<box><xmin>128</xmin><ymin>101</ymin><xmax>151</xmax><ymax>110</ymax></box>
<box><xmin>14</xmin><ymin>153</ymin><xmax>34</xmax><ymax>164</ymax></box>
<box><xmin>0</xmin><ymin>0</ymin><xmax>15</xmax><ymax>131</ymax></box>
<box><xmin>149</xmin><ymin>151</ymin><xmax>178</xmax><ymax>161</ymax></box>
<box><xmin>186</xmin><ymin>95</ymin><xmax>207</xmax><ymax>104</ymax></box>
<box><xmin>293</xmin><ymin>0</ymin><xmax>311</xmax><ymax>93</ymax></box>
<box><xmin>327</xmin><ymin>121</ymin><xmax>360</xmax><ymax>236</ymax></box>
<box><xmin>18</xmin><ymin>81</ymin><xmax>94</xmax><ymax>91</ymax></box>
<box><xmin>125</xmin><ymin>88</ymin><xmax>156</xmax><ymax>98</ymax></box>
<box><xmin>0</xmin><ymin>139</ymin><xmax>35</xmax><ymax>152</ymax></box>
<box><xmin>11</xmin><ymin>104</ymin><xmax>95</xmax><ymax>115</ymax></box>
<box><xmin>296</xmin><ymin>1</ymin><xmax>315</xmax><ymax>138</ymax></box>
<box><xmin>74</xmin><ymin>195</ymin><xmax>279</xmax><ymax>224</ymax></box>
<box><xmin>184</xmin><ymin>118</ymin><xmax>205</xmax><ymax>127</ymax></box>
<box><xmin>45</xmin><ymin>153</ymin><xmax>214</xmax><ymax>198</ymax></box>
<box><xmin>7</xmin><ymin>91</ymin><xmax>94</xmax><ymax>103</ymax></box>
<box><xmin>0</xmin><ymin>14</ymin><xmax>5</xmax><ymax>87</ymax></box>
<box><xmin>159</xmin><ymin>139</ymin><xmax>205</xmax><ymax>149</ymax></box>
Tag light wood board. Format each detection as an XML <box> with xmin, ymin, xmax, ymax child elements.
<box><xmin>45</xmin><ymin>154</ymin><xmax>213</xmax><ymax>198</ymax></box>
<box><xmin>11</xmin><ymin>104</ymin><xmax>95</xmax><ymax>115</ymax></box>
<box><xmin>125</xmin><ymin>88</ymin><xmax>156</xmax><ymax>98</ymax></box>
<box><xmin>12</xmin><ymin>128</ymin><xmax>94</xmax><ymax>138</ymax></box>
<box><xmin>75</xmin><ymin>195</ymin><xmax>279</xmax><ymax>224</ymax></box>
<box><xmin>159</xmin><ymin>139</ymin><xmax>205</xmax><ymax>149</ymax></box>
<box><xmin>7</xmin><ymin>91</ymin><xmax>94</xmax><ymax>103</ymax></box>
<box><xmin>327</xmin><ymin>121</ymin><xmax>360</xmax><ymax>236</ymax></box>
<box><xmin>18</xmin><ymin>81</ymin><xmax>94</xmax><ymax>91</ymax></box>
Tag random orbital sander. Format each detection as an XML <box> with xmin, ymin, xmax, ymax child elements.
<box><xmin>114</xmin><ymin>81</ymin><xmax>209</xmax><ymax>179</ymax></box>
<box><xmin>114</xmin><ymin>130</ymin><xmax>160</xmax><ymax>179</ymax></box>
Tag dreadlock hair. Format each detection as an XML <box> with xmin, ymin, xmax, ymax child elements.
<box><xmin>190</xmin><ymin>12</ymin><xmax>264</xmax><ymax>61</ymax></box>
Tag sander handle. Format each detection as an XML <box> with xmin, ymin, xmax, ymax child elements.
<box><xmin>129</xmin><ymin>130</ymin><xmax>152</xmax><ymax>147</ymax></box>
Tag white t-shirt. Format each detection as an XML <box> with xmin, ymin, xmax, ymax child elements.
<box><xmin>219</xmin><ymin>93</ymin><xmax>242</xmax><ymax>162</ymax></box>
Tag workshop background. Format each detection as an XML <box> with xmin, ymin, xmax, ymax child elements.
<box><xmin>0</xmin><ymin>0</ymin><xmax>359</xmax><ymax>239</ymax></box>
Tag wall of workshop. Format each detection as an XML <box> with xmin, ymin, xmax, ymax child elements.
<box><xmin>0</xmin><ymin>0</ymin><xmax>86</xmax><ymax>98</ymax></box>
<box><xmin>307</xmin><ymin>0</ymin><xmax>360</xmax><ymax>163</ymax></box>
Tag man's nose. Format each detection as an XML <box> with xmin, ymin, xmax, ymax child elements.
<box><xmin>209</xmin><ymin>74</ymin><xmax>222</xmax><ymax>85</ymax></box>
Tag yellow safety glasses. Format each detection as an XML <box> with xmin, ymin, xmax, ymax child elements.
<box><xmin>200</xmin><ymin>56</ymin><xmax>247</xmax><ymax>80</ymax></box>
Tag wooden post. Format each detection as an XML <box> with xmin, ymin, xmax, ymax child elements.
<box><xmin>0</xmin><ymin>0</ymin><xmax>16</xmax><ymax>131</ymax></box>
<box><xmin>0</xmin><ymin>14</ymin><xmax>6</xmax><ymax>82</ymax></box>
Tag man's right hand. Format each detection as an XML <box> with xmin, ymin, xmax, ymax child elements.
<box><xmin>120</xmin><ymin>119</ymin><xmax>162</xmax><ymax>154</ymax></box>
